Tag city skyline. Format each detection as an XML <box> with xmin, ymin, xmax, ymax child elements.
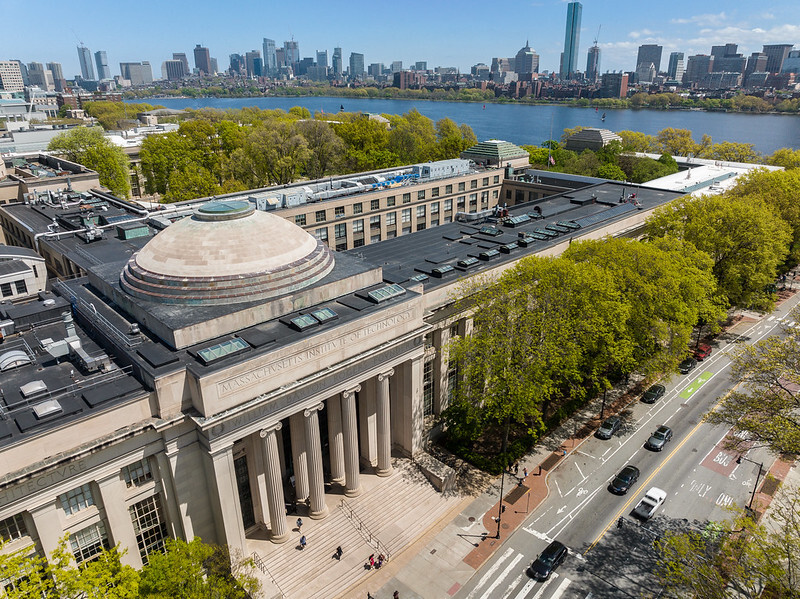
<box><xmin>4</xmin><ymin>0</ymin><xmax>799</xmax><ymax>79</ymax></box>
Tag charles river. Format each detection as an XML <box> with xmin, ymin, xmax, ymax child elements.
<box><xmin>134</xmin><ymin>96</ymin><xmax>800</xmax><ymax>155</ymax></box>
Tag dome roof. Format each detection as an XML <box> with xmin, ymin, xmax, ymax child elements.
<box><xmin>120</xmin><ymin>200</ymin><xmax>335</xmax><ymax>305</ymax></box>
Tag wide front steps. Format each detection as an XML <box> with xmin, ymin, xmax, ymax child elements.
<box><xmin>251</xmin><ymin>458</ymin><xmax>463</xmax><ymax>599</ymax></box>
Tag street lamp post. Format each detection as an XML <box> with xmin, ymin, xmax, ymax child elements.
<box><xmin>736</xmin><ymin>455</ymin><xmax>765</xmax><ymax>511</ymax></box>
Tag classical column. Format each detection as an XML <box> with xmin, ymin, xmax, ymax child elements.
<box><xmin>289</xmin><ymin>413</ymin><xmax>309</xmax><ymax>502</ymax></box>
<box><xmin>29</xmin><ymin>502</ymin><xmax>64</xmax><ymax>561</ymax></box>
<box><xmin>359</xmin><ymin>379</ymin><xmax>377</xmax><ymax>467</ymax></box>
<box><xmin>327</xmin><ymin>394</ymin><xmax>345</xmax><ymax>484</ymax></box>
<box><xmin>341</xmin><ymin>385</ymin><xmax>363</xmax><ymax>497</ymax></box>
<box><xmin>260</xmin><ymin>423</ymin><xmax>289</xmax><ymax>543</ymax></box>
<box><xmin>97</xmin><ymin>473</ymin><xmax>143</xmax><ymax>568</ymax></box>
<box><xmin>376</xmin><ymin>369</ymin><xmax>395</xmax><ymax>476</ymax></box>
<box><xmin>303</xmin><ymin>403</ymin><xmax>329</xmax><ymax>519</ymax></box>
<box><xmin>154</xmin><ymin>452</ymin><xmax>185</xmax><ymax>540</ymax></box>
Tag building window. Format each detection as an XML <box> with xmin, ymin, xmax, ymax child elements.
<box><xmin>417</xmin><ymin>190</ymin><xmax>426</xmax><ymax>200</ymax></box>
<box><xmin>447</xmin><ymin>362</ymin><xmax>458</xmax><ymax>403</ymax></box>
<box><xmin>444</xmin><ymin>215</ymin><xmax>452</xmax><ymax>223</ymax></box>
<box><xmin>315</xmin><ymin>227</ymin><xmax>328</xmax><ymax>242</ymax></box>
<box><xmin>401</xmin><ymin>208</ymin><xmax>411</xmax><ymax>223</ymax></box>
<box><xmin>294</xmin><ymin>214</ymin><xmax>306</xmax><ymax>226</ymax></box>
<box><xmin>370</xmin><ymin>234</ymin><xmax>381</xmax><ymax>243</ymax></box>
<box><xmin>431</xmin><ymin>202</ymin><xmax>440</xmax><ymax>214</ymax></box>
<box><xmin>0</xmin><ymin>283</ymin><xmax>11</xmax><ymax>298</ymax></box>
<box><xmin>123</xmin><ymin>459</ymin><xmax>153</xmax><ymax>488</ymax></box>
<box><xmin>506</xmin><ymin>189</ymin><xmax>512</xmax><ymax>200</ymax></box>
<box><xmin>417</xmin><ymin>223</ymin><xmax>426</xmax><ymax>231</ymax></box>
<box><xmin>444</xmin><ymin>199</ymin><xmax>452</xmax><ymax>211</ymax></box>
<box><xmin>458</xmin><ymin>182</ymin><xmax>465</xmax><ymax>192</ymax></box>
<box><xmin>493</xmin><ymin>190</ymin><xmax>499</xmax><ymax>199</ymax></box>
<box><xmin>315</xmin><ymin>210</ymin><xmax>326</xmax><ymax>223</ymax></box>
<box><xmin>482</xmin><ymin>177</ymin><xmax>489</xmax><ymax>186</ymax></box>
<box><xmin>470</xmin><ymin>179</ymin><xmax>478</xmax><ymax>189</ymax></box>
<box><xmin>370</xmin><ymin>199</ymin><xmax>380</xmax><ymax>210</ymax></box>
<box><xmin>457</xmin><ymin>196</ymin><xmax>465</xmax><ymax>209</ymax></box>
<box><xmin>423</xmin><ymin>361</ymin><xmax>434</xmax><ymax>416</ymax></box>
<box><xmin>0</xmin><ymin>514</ymin><xmax>27</xmax><ymax>543</ymax></box>
<box><xmin>370</xmin><ymin>215</ymin><xmax>381</xmax><ymax>229</ymax></box>
<box><xmin>60</xmin><ymin>483</ymin><xmax>94</xmax><ymax>516</ymax></box>
<box><xmin>481</xmin><ymin>191</ymin><xmax>489</xmax><ymax>208</ymax></box>
<box><xmin>352</xmin><ymin>219</ymin><xmax>364</xmax><ymax>233</ymax></box>
<box><xmin>387</xmin><ymin>230</ymin><xmax>397</xmax><ymax>239</ymax></box>
<box><xmin>70</xmin><ymin>523</ymin><xmax>109</xmax><ymax>565</ymax></box>
<box><xmin>353</xmin><ymin>238</ymin><xmax>365</xmax><ymax>248</ymax></box>
<box><xmin>402</xmin><ymin>226</ymin><xmax>412</xmax><ymax>235</ymax></box>
<box><xmin>431</xmin><ymin>187</ymin><xmax>440</xmax><ymax>197</ymax></box>
<box><xmin>386</xmin><ymin>212</ymin><xmax>396</xmax><ymax>226</ymax></box>
<box><xmin>416</xmin><ymin>205</ymin><xmax>426</xmax><ymax>218</ymax></box>
<box><xmin>469</xmin><ymin>193</ymin><xmax>478</xmax><ymax>208</ymax></box>
<box><xmin>431</xmin><ymin>219</ymin><xmax>439</xmax><ymax>227</ymax></box>
<box><xmin>445</xmin><ymin>184</ymin><xmax>453</xmax><ymax>194</ymax></box>
<box><xmin>130</xmin><ymin>496</ymin><xmax>168</xmax><ymax>565</ymax></box>
<box><xmin>353</xmin><ymin>203</ymin><xmax>363</xmax><ymax>214</ymax></box>
<box><xmin>493</xmin><ymin>175</ymin><xmax>500</xmax><ymax>184</ymax></box>
<box><xmin>387</xmin><ymin>196</ymin><xmax>396</xmax><ymax>207</ymax></box>
<box><xmin>402</xmin><ymin>193</ymin><xmax>411</xmax><ymax>204</ymax></box>
<box><xmin>334</xmin><ymin>223</ymin><xmax>347</xmax><ymax>239</ymax></box>
<box><xmin>335</xmin><ymin>206</ymin><xmax>346</xmax><ymax>218</ymax></box>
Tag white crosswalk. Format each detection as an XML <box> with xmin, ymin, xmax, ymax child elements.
<box><xmin>467</xmin><ymin>546</ymin><xmax>572</xmax><ymax>599</ymax></box>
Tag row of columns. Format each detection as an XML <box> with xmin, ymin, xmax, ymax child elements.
<box><xmin>252</xmin><ymin>368</ymin><xmax>395</xmax><ymax>543</ymax></box>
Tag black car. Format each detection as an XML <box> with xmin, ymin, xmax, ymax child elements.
<box><xmin>528</xmin><ymin>540</ymin><xmax>568</xmax><ymax>580</ymax></box>
<box><xmin>641</xmin><ymin>384</ymin><xmax>666</xmax><ymax>404</ymax></box>
<box><xmin>610</xmin><ymin>465</ymin><xmax>640</xmax><ymax>494</ymax></box>
<box><xmin>595</xmin><ymin>415</ymin><xmax>622</xmax><ymax>440</ymax></box>
<box><xmin>679</xmin><ymin>357</ymin><xmax>697</xmax><ymax>374</ymax></box>
<box><xmin>645</xmin><ymin>425</ymin><xmax>673</xmax><ymax>451</ymax></box>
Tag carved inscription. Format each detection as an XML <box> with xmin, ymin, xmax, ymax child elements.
<box><xmin>0</xmin><ymin>460</ymin><xmax>88</xmax><ymax>508</ymax></box>
<box><xmin>217</xmin><ymin>310</ymin><xmax>413</xmax><ymax>398</ymax></box>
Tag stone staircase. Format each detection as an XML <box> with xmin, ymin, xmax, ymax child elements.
<box><xmin>249</xmin><ymin>458</ymin><xmax>464</xmax><ymax>599</ymax></box>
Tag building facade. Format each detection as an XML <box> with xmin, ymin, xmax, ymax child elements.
<box><xmin>0</xmin><ymin>61</ymin><xmax>24</xmax><ymax>92</ymax></box>
<box><xmin>193</xmin><ymin>45</ymin><xmax>211</xmax><ymax>76</ymax></box>
<box><xmin>636</xmin><ymin>44</ymin><xmax>663</xmax><ymax>73</ymax></box>
<box><xmin>94</xmin><ymin>51</ymin><xmax>112</xmax><ymax>80</ymax></box>
<box><xmin>77</xmin><ymin>45</ymin><xmax>95</xmax><ymax>81</ymax></box>
<box><xmin>560</xmin><ymin>1</ymin><xmax>582</xmax><ymax>79</ymax></box>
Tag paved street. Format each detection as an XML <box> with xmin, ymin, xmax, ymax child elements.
<box><xmin>450</xmin><ymin>294</ymin><xmax>800</xmax><ymax>599</ymax></box>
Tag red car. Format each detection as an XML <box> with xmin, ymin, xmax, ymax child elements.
<box><xmin>694</xmin><ymin>343</ymin><xmax>712</xmax><ymax>361</ymax></box>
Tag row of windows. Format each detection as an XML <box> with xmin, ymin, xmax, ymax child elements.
<box><xmin>0</xmin><ymin>279</ymin><xmax>27</xmax><ymax>297</ymax></box>
<box><xmin>301</xmin><ymin>176</ymin><xmax>500</xmax><ymax>225</ymax></box>
<box><xmin>59</xmin><ymin>459</ymin><xmax>153</xmax><ymax>518</ymax></box>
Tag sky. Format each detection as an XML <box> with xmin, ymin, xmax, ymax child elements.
<box><xmin>2</xmin><ymin>0</ymin><xmax>799</xmax><ymax>79</ymax></box>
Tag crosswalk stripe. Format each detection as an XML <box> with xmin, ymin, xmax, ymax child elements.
<box><xmin>549</xmin><ymin>576</ymin><xmax>572</xmax><ymax>599</ymax></box>
<box><xmin>479</xmin><ymin>553</ymin><xmax>525</xmax><ymax>598</ymax></box>
<box><xmin>467</xmin><ymin>547</ymin><xmax>515</xmax><ymax>599</ymax></box>
<box><xmin>500</xmin><ymin>574</ymin><xmax>526</xmax><ymax>599</ymax></box>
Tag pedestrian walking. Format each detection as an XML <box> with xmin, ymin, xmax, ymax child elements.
<box><xmin>296</xmin><ymin>517</ymin><xmax>303</xmax><ymax>531</ymax></box>
<box><xmin>513</xmin><ymin>463</ymin><xmax>519</xmax><ymax>476</ymax></box>
<box><xmin>393</xmin><ymin>591</ymin><xmax>400</xmax><ymax>599</ymax></box>
<box><xmin>335</xmin><ymin>546</ymin><xmax>343</xmax><ymax>560</ymax></box>
<box><xmin>300</xmin><ymin>535</ymin><xmax>307</xmax><ymax>550</ymax></box>
<box><xmin>367</xmin><ymin>593</ymin><xmax>374</xmax><ymax>599</ymax></box>
<box><xmin>523</xmin><ymin>467</ymin><xmax>528</xmax><ymax>478</ymax></box>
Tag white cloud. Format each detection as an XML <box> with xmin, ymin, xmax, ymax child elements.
<box><xmin>671</xmin><ymin>12</ymin><xmax>728</xmax><ymax>27</ymax></box>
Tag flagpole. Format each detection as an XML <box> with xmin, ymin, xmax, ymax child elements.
<box><xmin>547</xmin><ymin>114</ymin><xmax>554</xmax><ymax>169</ymax></box>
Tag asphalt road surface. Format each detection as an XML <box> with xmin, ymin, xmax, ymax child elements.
<box><xmin>457</xmin><ymin>295</ymin><xmax>800</xmax><ymax>599</ymax></box>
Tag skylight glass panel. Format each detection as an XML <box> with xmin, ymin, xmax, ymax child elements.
<box><xmin>310</xmin><ymin>307</ymin><xmax>338</xmax><ymax>323</ymax></box>
<box><xmin>290</xmin><ymin>314</ymin><xmax>320</xmax><ymax>331</ymax></box>
<box><xmin>197</xmin><ymin>337</ymin><xmax>249</xmax><ymax>363</ymax></box>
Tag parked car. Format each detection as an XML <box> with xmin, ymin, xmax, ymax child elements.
<box><xmin>610</xmin><ymin>465</ymin><xmax>640</xmax><ymax>494</ymax></box>
<box><xmin>528</xmin><ymin>540</ymin><xmax>568</xmax><ymax>580</ymax></box>
<box><xmin>694</xmin><ymin>343</ymin><xmax>712</xmax><ymax>361</ymax></box>
<box><xmin>645</xmin><ymin>425</ymin><xmax>673</xmax><ymax>451</ymax></box>
<box><xmin>641</xmin><ymin>384</ymin><xmax>666</xmax><ymax>404</ymax></box>
<box><xmin>595</xmin><ymin>415</ymin><xmax>622</xmax><ymax>440</ymax></box>
<box><xmin>679</xmin><ymin>357</ymin><xmax>697</xmax><ymax>374</ymax></box>
<box><xmin>633</xmin><ymin>487</ymin><xmax>667</xmax><ymax>520</ymax></box>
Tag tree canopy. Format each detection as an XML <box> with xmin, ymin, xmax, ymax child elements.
<box><xmin>48</xmin><ymin>127</ymin><xmax>131</xmax><ymax>198</ymax></box>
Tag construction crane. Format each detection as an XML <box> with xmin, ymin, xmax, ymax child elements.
<box><xmin>593</xmin><ymin>25</ymin><xmax>601</xmax><ymax>47</ymax></box>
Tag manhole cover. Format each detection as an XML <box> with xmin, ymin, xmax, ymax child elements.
<box><xmin>468</xmin><ymin>516</ymin><xmax>475</xmax><ymax>522</ymax></box>
<box><xmin>502</xmin><ymin>523</ymin><xmax>510</xmax><ymax>529</ymax></box>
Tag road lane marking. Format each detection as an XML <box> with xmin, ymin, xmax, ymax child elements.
<box><xmin>550</xmin><ymin>576</ymin><xmax>572</xmax><ymax>599</ymax></box>
<box><xmin>512</xmin><ymin>580</ymin><xmax>536</xmax><ymax>599</ymax></box>
<box><xmin>467</xmin><ymin>547</ymin><xmax>515</xmax><ymax>599</ymax></box>
<box><xmin>479</xmin><ymin>553</ymin><xmax>525</xmax><ymax>599</ymax></box>
<box><xmin>679</xmin><ymin>371</ymin><xmax>713</xmax><ymax>399</ymax></box>
<box><xmin>529</xmin><ymin>573</ymin><xmax>559</xmax><ymax>599</ymax></box>
<box><xmin>500</xmin><ymin>574</ymin><xmax>525</xmax><ymax>599</ymax></box>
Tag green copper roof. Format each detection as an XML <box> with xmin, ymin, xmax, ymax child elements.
<box><xmin>461</xmin><ymin>139</ymin><xmax>528</xmax><ymax>160</ymax></box>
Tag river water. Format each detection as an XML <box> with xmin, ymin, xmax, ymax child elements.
<box><xmin>131</xmin><ymin>96</ymin><xmax>800</xmax><ymax>155</ymax></box>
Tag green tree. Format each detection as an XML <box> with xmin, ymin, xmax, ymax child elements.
<box><xmin>596</xmin><ymin>163</ymin><xmax>627</xmax><ymax>180</ymax></box>
<box><xmin>242</xmin><ymin>121</ymin><xmax>311</xmax><ymax>185</ymax></box>
<box><xmin>296</xmin><ymin>119</ymin><xmax>345</xmax><ymax>180</ymax></box>
<box><xmin>50</xmin><ymin>541</ymin><xmax>139</xmax><ymax>599</ymax></box>
<box><xmin>165</xmin><ymin>164</ymin><xmax>221</xmax><ymax>203</ymax></box>
<box><xmin>767</xmin><ymin>148</ymin><xmax>800</xmax><ymax>169</ymax></box>
<box><xmin>647</xmin><ymin>194</ymin><xmax>791</xmax><ymax>309</ymax></box>
<box><xmin>706</xmin><ymin>311</ymin><xmax>800</xmax><ymax>454</ymax></box>
<box><xmin>48</xmin><ymin>127</ymin><xmax>131</xmax><ymax>198</ymax></box>
<box><xmin>617</xmin><ymin>130</ymin><xmax>658</xmax><ymax>153</ymax></box>
<box><xmin>139</xmin><ymin>132</ymin><xmax>194</xmax><ymax>196</ymax></box>
<box><xmin>139</xmin><ymin>538</ymin><xmax>259</xmax><ymax>599</ymax></box>
<box><xmin>705</xmin><ymin>141</ymin><xmax>760</xmax><ymax>163</ymax></box>
<box><xmin>656</xmin><ymin>127</ymin><xmax>698</xmax><ymax>156</ymax></box>
<box><xmin>387</xmin><ymin>109</ymin><xmax>437</xmax><ymax>163</ymax></box>
<box><xmin>433</xmin><ymin>118</ymin><xmax>477</xmax><ymax>160</ymax></box>
<box><xmin>333</xmin><ymin>117</ymin><xmax>398</xmax><ymax>171</ymax></box>
<box><xmin>564</xmin><ymin>237</ymin><xmax>724</xmax><ymax>373</ymax></box>
<box><xmin>444</xmin><ymin>256</ymin><xmax>633</xmax><ymax>452</ymax></box>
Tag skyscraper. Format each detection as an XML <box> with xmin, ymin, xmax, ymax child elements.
<box><xmin>26</xmin><ymin>62</ymin><xmax>54</xmax><ymax>91</ymax></box>
<box><xmin>762</xmin><ymin>44</ymin><xmax>793</xmax><ymax>73</ymax></box>
<box><xmin>316</xmin><ymin>50</ymin><xmax>328</xmax><ymax>69</ymax></box>
<box><xmin>119</xmin><ymin>62</ymin><xmax>153</xmax><ymax>86</ymax></box>
<box><xmin>284</xmin><ymin>41</ymin><xmax>300</xmax><ymax>70</ymax></box>
<box><xmin>194</xmin><ymin>44</ymin><xmax>211</xmax><ymax>75</ymax></box>
<box><xmin>245</xmin><ymin>50</ymin><xmax>262</xmax><ymax>78</ymax></box>
<box><xmin>332</xmin><ymin>48</ymin><xmax>343</xmax><ymax>77</ymax></box>
<box><xmin>164</xmin><ymin>60</ymin><xmax>186</xmax><ymax>81</ymax></box>
<box><xmin>94</xmin><ymin>51</ymin><xmax>111</xmax><ymax>80</ymax></box>
<box><xmin>0</xmin><ymin>61</ymin><xmax>25</xmax><ymax>92</ymax></box>
<box><xmin>77</xmin><ymin>45</ymin><xmax>95</xmax><ymax>80</ymax></box>
<box><xmin>229</xmin><ymin>54</ymin><xmax>245</xmax><ymax>76</ymax></box>
<box><xmin>46</xmin><ymin>61</ymin><xmax>66</xmax><ymax>91</ymax></box>
<box><xmin>560</xmin><ymin>1</ymin><xmax>582</xmax><ymax>79</ymax></box>
<box><xmin>391</xmin><ymin>61</ymin><xmax>403</xmax><ymax>73</ymax></box>
<box><xmin>11</xmin><ymin>60</ymin><xmax>29</xmax><ymax>86</ymax></box>
<box><xmin>667</xmin><ymin>52</ymin><xmax>685</xmax><ymax>81</ymax></box>
<box><xmin>684</xmin><ymin>54</ymin><xmax>714</xmax><ymax>85</ymax></box>
<box><xmin>586</xmin><ymin>45</ymin><xmax>600</xmax><ymax>83</ymax></box>
<box><xmin>349</xmin><ymin>52</ymin><xmax>365</xmax><ymax>80</ymax></box>
<box><xmin>636</xmin><ymin>44</ymin><xmax>663</xmax><ymax>73</ymax></box>
<box><xmin>173</xmin><ymin>53</ymin><xmax>190</xmax><ymax>76</ymax></box>
<box><xmin>262</xmin><ymin>39</ymin><xmax>277</xmax><ymax>76</ymax></box>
